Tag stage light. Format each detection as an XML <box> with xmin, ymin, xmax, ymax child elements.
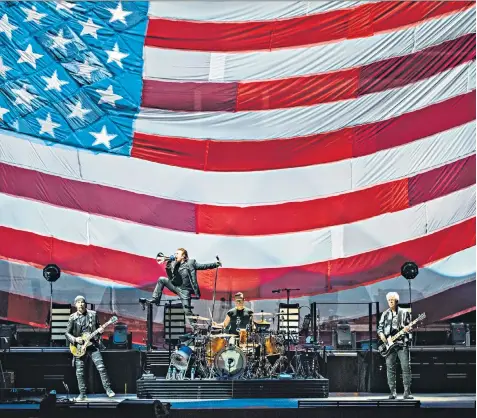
<box><xmin>43</xmin><ymin>264</ymin><xmax>61</xmax><ymax>282</ymax></box>
<box><xmin>401</xmin><ymin>261</ymin><xmax>418</xmax><ymax>281</ymax></box>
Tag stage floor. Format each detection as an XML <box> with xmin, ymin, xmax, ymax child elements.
<box><xmin>64</xmin><ymin>392</ymin><xmax>476</xmax><ymax>409</ymax></box>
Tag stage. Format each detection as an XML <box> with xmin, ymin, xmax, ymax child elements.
<box><xmin>1</xmin><ymin>393</ymin><xmax>475</xmax><ymax>418</ymax></box>
<box><xmin>1</xmin><ymin>346</ymin><xmax>475</xmax><ymax>417</ymax></box>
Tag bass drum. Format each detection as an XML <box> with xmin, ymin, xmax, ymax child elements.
<box><xmin>214</xmin><ymin>346</ymin><xmax>247</xmax><ymax>379</ymax></box>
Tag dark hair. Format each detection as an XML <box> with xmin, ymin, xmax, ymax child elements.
<box><xmin>177</xmin><ymin>248</ymin><xmax>189</xmax><ymax>261</ymax></box>
<box><xmin>234</xmin><ymin>292</ymin><xmax>244</xmax><ymax>300</ymax></box>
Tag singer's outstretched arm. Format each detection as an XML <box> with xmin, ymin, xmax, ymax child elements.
<box><xmin>194</xmin><ymin>261</ymin><xmax>220</xmax><ymax>270</ymax></box>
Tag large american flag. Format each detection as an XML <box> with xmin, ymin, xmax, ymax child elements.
<box><xmin>0</xmin><ymin>1</ymin><xmax>475</xmax><ymax>333</ymax></box>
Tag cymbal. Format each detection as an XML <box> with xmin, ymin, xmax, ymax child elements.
<box><xmin>211</xmin><ymin>324</ymin><xmax>223</xmax><ymax>329</ymax></box>
<box><xmin>254</xmin><ymin>320</ymin><xmax>271</xmax><ymax>325</ymax></box>
<box><xmin>213</xmin><ymin>333</ymin><xmax>236</xmax><ymax>338</ymax></box>
<box><xmin>252</xmin><ymin>312</ymin><xmax>273</xmax><ymax>316</ymax></box>
<box><xmin>186</xmin><ymin>315</ymin><xmax>210</xmax><ymax>321</ymax></box>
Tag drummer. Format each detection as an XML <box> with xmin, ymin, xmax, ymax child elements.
<box><xmin>213</xmin><ymin>292</ymin><xmax>253</xmax><ymax>336</ymax></box>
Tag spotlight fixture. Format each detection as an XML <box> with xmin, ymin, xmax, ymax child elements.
<box><xmin>401</xmin><ymin>261</ymin><xmax>418</xmax><ymax>281</ymax></box>
<box><xmin>43</xmin><ymin>264</ymin><xmax>61</xmax><ymax>283</ymax></box>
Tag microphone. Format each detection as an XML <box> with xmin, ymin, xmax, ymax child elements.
<box><xmin>216</xmin><ymin>255</ymin><xmax>220</xmax><ymax>262</ymax></box>
<box><xmin>158</xmin><ymin>252</ymin><xmax>175</xmax><ymax>261</ymax></box>
<box><xmin>272</xmin><ymin>289</ymin><xmax>281</xmax><ymax>294</ymax></box>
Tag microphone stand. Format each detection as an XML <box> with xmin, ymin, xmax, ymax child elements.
<box><xmin>211</xmin><ymin>256</ymin><xmax>221</xmax><ymax>322</ymax></box>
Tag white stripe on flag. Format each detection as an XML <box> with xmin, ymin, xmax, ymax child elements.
<box><xmin>0</xmin><ymin>186</ymin><xmax>474</xmax><ymax>269</ymax></box>
<box><xmin>148</xmin><ymin>1</ymin><xmax>366</xmax><ymax>21</ymax></box>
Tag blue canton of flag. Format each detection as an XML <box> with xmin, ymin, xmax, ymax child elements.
<box><xmin>0</xmin><ymin>1</ymin><xmax>148</xmax><ymax>155</ymax></box>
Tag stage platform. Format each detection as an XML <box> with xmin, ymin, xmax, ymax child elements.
<box><xmin>1</xmin><ymin>393</ymin><xmax>475</xmax><ymax>418</ymax></box>
<box><xmin>137</xmin><ymin>377</ymin><xmax>329</xmax><ymax>399</ymax></box>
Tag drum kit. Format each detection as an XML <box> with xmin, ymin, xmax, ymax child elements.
<box><xmin>166</xmin><ymin>312</ymin><xmax>322</xmax><ymax>381</ymax></box>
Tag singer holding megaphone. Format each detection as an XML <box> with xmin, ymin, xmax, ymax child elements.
<box><xmin>151</xmin><ymin>248</ymin><xmax>221</xmax><ymax>323</ymax></box>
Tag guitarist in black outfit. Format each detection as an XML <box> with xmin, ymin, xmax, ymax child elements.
<box><xmin>377</xmin><ymin>292</ymin><xmax>413</xmax><ymax>400</ymax></box>
<box><xmin>65</xmin><ymin>295</ymin><xmax>115</xmax><ymax>401</ymax></box>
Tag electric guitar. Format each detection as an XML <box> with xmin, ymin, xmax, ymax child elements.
<box><xmin>69</xmin><ymin>316</ymin><xmax>118</xmax><ymax>358</ymax></box>
<box><xmin>378</xmin><ymin>312</ymin><xmax>426</xmax><ymax>358</ymax></box>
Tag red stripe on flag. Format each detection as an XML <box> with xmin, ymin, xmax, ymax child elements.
<box><xmin>142</xmin><ymin>79</ymin><xmax>238</xmax><ymax>111</ymax></box>
<box><xmin>197</xmin><ymin>156</ymin><xmax>474</xmax><ymax>235</ymax></box>
<box><xmin>145</xmin><ymin>1</ymin><xmax>473</xmax><ymax>52</ymax></box>
<box><xmin>132</xmin><ymin>91</ymin><xmax>476</xmax><ymax>171</ymax></box>
<box><xmin>0</xmin><ymin>218</ymin><xmax>474</xmax><ymax>299</ymax></box>
<box><xmin>0</xmin><ymin>163</ymin><xmax>197</xmax><ymax>233</ymax></box>
<box><xmin>197</xmin><ymin>180</ymin><xmax>409</xmax><ymax>235</ymax></box>
<box><xmin>236</xmin><ymin>68</ymin><xmax>359</xmax><ymax>110</ymax></box>
<box><xmin>408</xmin><ymin>155</ymin><xmax>476</xmax><ymax>206</ymax></box>
<box><xmin>357</xmin><ymin>33</ymin><xmax>475</xmax><ymax>95</ymax></box>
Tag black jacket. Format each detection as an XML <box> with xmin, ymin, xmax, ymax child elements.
<box><xmin>165</xmin><ymin>259</ymin><xmax>219</xmax><ymax>297</ymax></box>
<box><xmin>65</xmin><ymin>310</ymin><xmax>101</xmax><ymax>344</ymax></box>
<box><xmin>377</xmin><ymin>307</ymin><xmax>412</xmax><ymax>344</ymax></box>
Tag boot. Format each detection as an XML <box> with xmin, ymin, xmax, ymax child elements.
<box><xmin>152</xmin><ymin>297</ymin><xmax>161</xmax><ymax>306</ymax></box>
<box><xmin>403</xmin><ymin>387</ymin><xmax>414</xmax><ymax>400</ymax></box>
<box><xmin>388</xmin><ymin>388</ymin><xmax>397</xmax><ymax>399</ymax></box>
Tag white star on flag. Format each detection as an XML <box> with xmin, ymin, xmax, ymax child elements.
<box><xmin>56</xmin><ymin>2</ymin><xmax>76</xmax><ymax>13</ymax></box>
<box><xmin>67</xmin><ymin>99</ymin><xmax>92</xmax><ymax>121</ymax></box>
<box><xmin>96</xmin><ymin>85</ymin><xmax>123</xmax><ymax>107</ymax></box>
<box><xmin>105</xmin><ymin>43</ymin><xmax>129</xmax><ymax>69</ymax></box>
<box><xmin>48</xmin><ymin>28</ymin><xmax>72</xmax><ymax>54</ymax></box>
<box><xmin>91</xmin><ymin>125</ymin><xmax>117</xmax><ymax>149</ymax></box>
<box><xmin>17</xmin><ymin>44</ymin><xmax>43</xmax><ymax>69</ymax></box>
<box><xmin>0</xmin><ymin>14</ymin><xmax>18</xmax><ymax>40</ymax></box>
<box><xmin>42</xmin><ymin>70</ymin><xmax>69</xmax><ymax>92</ymax></box>
<box><xmin>77</xmin><ymin>58</ymin><xmax>97</xmax><ymax>81</ymax></box>
<box><xmin>21</xmin><ymin>5</ymin><xmax>47</xmax><ymax>25</ymax></box>
<box><xmin>37</xmin><ymin>113</ymin><xmax>61</xmax><ymax>138</ymax></box>
<box><xmin>12</xmin><ymin>84</ymin><xmax>38</xmax><ymax>110</ymax></box>
<box><xmin>0</xmin><ymin>56</ymin><xmax>11</xmax><ymax>78</ymax></box>
<box><xmin>79</xmin><ymin>18</ymin><xmax>102</xmax><ymax>39</ymax></box>
<box><xmin>107</xmin><ymin>2</ymin><xmax>132</xmax><ymax>25</ymax></box>
<box><xmin>0</xmin><ymin>107</ymin><xmax>9</xmax><ymax>122</ymax></box>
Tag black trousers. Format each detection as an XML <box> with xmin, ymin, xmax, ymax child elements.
<box><xmin>385</xmin><ymin>345</ymin><xmax>411</xmax><ymax>391</ymax></box>
<box><xmin>75</xmin><ymin>346</ymin><xmax>111</xmax><ymax>395</ymax></box>
<box><xmin>152</xmin><ymin>277</ymin><xmax>193</xmax><ymax>319</ymax></box>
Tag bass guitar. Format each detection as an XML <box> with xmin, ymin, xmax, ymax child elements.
<box><xmin>69</xmin><ymin>316</ymin><xmax>118</xmax><ymax>358</ymax></box>
<box><xmin>378</xmin><ymin>312</ymin><xmax>426</xmax><ymax>358</ymax></box>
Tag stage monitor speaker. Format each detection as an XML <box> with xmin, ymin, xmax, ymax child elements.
<box><xmin>117</xmin><ymin>399</ymin><xmax>170</xmax><ymax>418</ymax></box>
<box><xmin>110</xmin><ymin>323</ymin><xmax>132</xmax><ymax>349</ymax></box>
<box><xmin>450</xmin><ymin>323</ymin><xmax>466</xmax><ymax>345</ymax></box>
<box><xmin>333</xmin><ymin>323</ymin><xmax>355</xmax><ymax>349</ymax></box>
